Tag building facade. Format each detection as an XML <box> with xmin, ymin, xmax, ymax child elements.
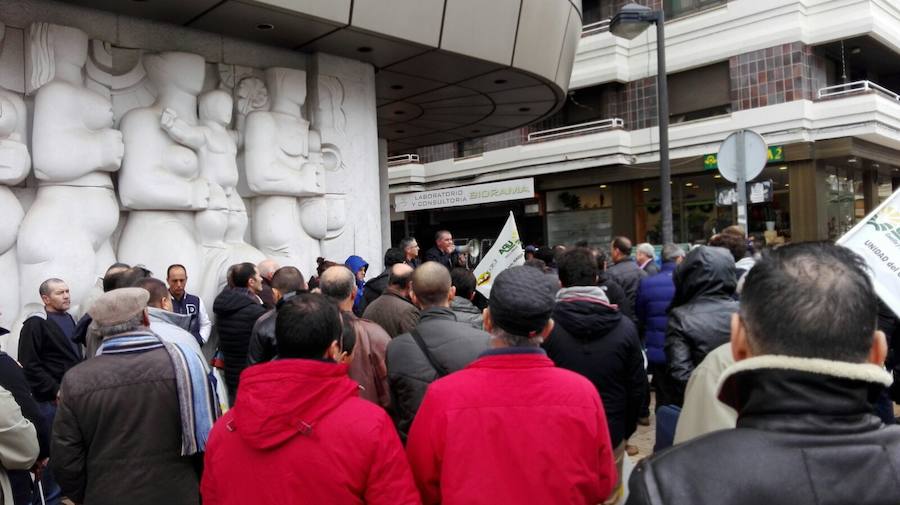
<box><xmin>389</xmin><ymin>0</ymin><xmax>900</xmax><ymax>250</ymax></box>
<box><xmin>0</xmin><ymin>0</ymin><xmax>579</xmax><ymax>350</ymax></box>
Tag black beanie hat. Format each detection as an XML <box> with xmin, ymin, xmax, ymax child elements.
<box><xmin>488</xmin><ymin>266</ymin><xmax>556</xmax><ymax>337</ymax></box>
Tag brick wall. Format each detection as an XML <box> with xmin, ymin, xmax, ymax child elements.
<box><xmin>730</xmin><ymin>42</ymin><xmax>828</xmax><ymax>110</ymax></box>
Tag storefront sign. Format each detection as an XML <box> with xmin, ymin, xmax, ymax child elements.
<box><xmin>703</xmin><ymin>145</ymin><xmax>784</xmax><ymax>170</ymax></box>
<box><xmin>394</xmin><ymin>178</ymin><xmax>535</xmax><ymax>212</ymax></box>
<box><xmin>838</xmin><ymin>187</ymin><xmax>900</xmax><ymax>317</ymax></box>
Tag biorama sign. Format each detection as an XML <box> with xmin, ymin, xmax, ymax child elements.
<box><xmin>394</xmin><ymin>178</ymin><xmax>535</xmax><ymax>212</ymax></box>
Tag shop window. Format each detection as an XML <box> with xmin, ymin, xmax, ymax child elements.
<box><xmin>545</xmin><ymin>186</ymin><xmax>614</xmax><ymax>248</ymax></box>
<box><xmin>664</xmin><ymin>0</ymin><xmax>727</xmax><ymax>20</ymax></box>
<box><xmin>824</xmin><ymin>167</ymin><xmax>863</xmax><ymax>241</ymax></box>
<box><xmin>668</xmin><ymin>62</ymin><xmax>731</xmax><ymax>124</ymax></box>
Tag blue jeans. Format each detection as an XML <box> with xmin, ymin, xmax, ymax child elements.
<box><xmin>34</xmin><ymin>402</ymin><xmax>61</xmax><ymax>505</ymax></box>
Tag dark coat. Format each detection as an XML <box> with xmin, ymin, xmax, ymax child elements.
<box><xmin>424</xmin><ymin>247</ymin><xmax>455</xmax><ymax>270</ymax></box>
<box><xmin>51</xmin><ymin>343</ymin><xmax>201</xmax><ymax>505</ymax></box>
<box><xmin>635</xmin><ymin>262</ymin><xmax>677</xmax><ymax>365</ymax></box>
<box><xmin>17</xmin><ymin>314</ymin><xmax>82</xmax><ymax>402</ymax></box>
<box><xmin>386</xmin><ymin>307</ymin><xmax>490</xmax><ymax>440</ymax></box>
<box><xmin>663</xmin><ymin>246</ymin><xmax>738</xmax><ymax>406</ymax></box>
<box><xmin>213</xmin><ymin>288</ymin><xmax>267</xmax><ymax>403</ymax></box>
<box><xmin>246</xmin><ymin>291</ymin><xmax>302</xmax><ymax>366</ymax></box>
<box><xmin>627</xmin><ymin>358</ymin><xmax>900</xmax><ymax>505</ymax></box>
<box><xmin>545</xmin><ymin>290</ymin><xmax>647</xmax><ymax>447</ymax></box>
<box><xmin>362</xmin><ymin>287</ymin><xmax>420</xmax><ymax>338</ymax></box>
<box><xmin>360</xmin><ymin>270</ymin><xmax>389</xmax><ymax>314</ymax></box>
<box><xmin>607</xmin><ymin>258</ymin><xmax>646</xmax><ymax>306</ymax></box>
<box><xmin>598</xmin><ymin>275</ymin><xmax>632</xmax><ymax>321</ymax></box>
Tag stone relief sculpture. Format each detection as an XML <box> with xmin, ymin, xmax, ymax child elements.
<box><xmin>17</xmin><ymin>22</ymin><xmax>123</xmax><ymax>320</ymax></box>
<box><xmin>313</xmin><ymin>75</ymin><xmax>349</xmax><ymax>246</ymax></box>
<box><xmin>244</xmin><ymin>67</ymin><xmax>325</xmax><ymax>277</ymax></box>
<box><xmin>116</xmin><ymin>51</ymin><xmax>210</xmax><ymax>281</ymax></box>
<box><xmin>0</xmin><ymin>23</ymin><xmax>30</xmax><ymax>331</ymax></box>
<box><xmin>181</xmin><ymin>89</ymin><xmax>264</xmax><ymax>304</ymax></box>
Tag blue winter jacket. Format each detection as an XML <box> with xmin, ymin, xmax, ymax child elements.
<box><xmin>344</xmin><ymin>255</ymin><xmax>369</xmax><ymax>315</ymax></box>
<box><xmin>635</xmin><ymin>261</ymin><xmax>677</xmax><ymax>365</ymax></box>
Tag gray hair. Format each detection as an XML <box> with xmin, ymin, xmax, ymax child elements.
<box><xmin>39</xmin><ymin>278</ymin><xmax>65</xmax><ymax>297</ymax></box>
<box><xmin>636</xmin><ymin>243</ymin><xmax>655</xmax><ymax>258</ymax></box>
<box><xmin>491</xmin><ymin>327</ymin><xmax>544</xmax><ymax>348</ymax></box>
<box><xmin>662</xmin><ymin>243</ymin><xmax>686</xmax><ymax>263</ymax></box>
<box><xmin>97</xmin><ymin>312</ymin><xmax>145</xmax><ymax>339</ymax></box>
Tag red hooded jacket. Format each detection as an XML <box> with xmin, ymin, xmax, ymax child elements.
<box><xmin>406</xmin><ymin>350</ymin><xmax>617</xmax><ymax>505</ymax></box>
<box><xmin>201</xmin><ymin>359</ymin><xmax>420</xmax><ymax>505</ymax></box>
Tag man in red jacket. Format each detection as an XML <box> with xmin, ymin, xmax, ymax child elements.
<box><xmin>201</xmin><ymin>293</ymin><xmax>420</xmax><ymax>505</ymax></box>
<box><xmin>406</xmin><ymin>266</ymin><xmax>617</xmax><ymax>505</ymax></box>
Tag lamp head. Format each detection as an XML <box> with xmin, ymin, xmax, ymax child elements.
<box><xmin>610</xmin><ymin>3</ymin><xmax>657</xmax><ymax>40</ymax></box>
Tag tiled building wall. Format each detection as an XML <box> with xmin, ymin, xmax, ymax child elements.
<box><xmin>624</xmin><ymin>77</ymin><xmax>659</xmax><ymax>130</ymax></box>
<box><xmin>416</xmin><ymin>143</ymin><xmax>455</xmax><ymax>163</ymax></box>
<box><xmin>415</xmin><ymin>129</ymin><xmax>530</xmax><ymax>162</ymax></box>
<box><xmin>730</xmin><ymin>42</ymin><xmax>829</xmax><ymax>110</ymax></box>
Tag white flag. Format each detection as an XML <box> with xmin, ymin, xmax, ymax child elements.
<box><xmin>473</xmin><ymin>212</ymin><xmax>525</xmax><ymax>299</ymax></box>
<box><xmin>837</xmin><ymin>187</ymin><xmax>900</xmax><ymax>317</ymax></box>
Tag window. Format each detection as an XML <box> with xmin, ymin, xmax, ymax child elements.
<box><xmin>668</xmin><ymin>62</ymin><xmax>732</xmax><ymax>123</ymax></box>
<box><xmin>455</xmin><ymin>138</ymin><xmax>484</xmax><ymax>159</ymax></box>
<box><xmin>664</xmin><ymin>0</ymin><xmax>726</xmax><ymax>20</ymax></box>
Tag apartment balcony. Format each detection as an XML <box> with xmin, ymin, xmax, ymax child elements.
<box><xmin>572</xmin><ymin>0</ymin><xmax>900</xmax><ymax>89</ymax></box>
<box><xmin>389</xmin><ymin>80</ymin><xmax>900</xmax><ymax>191</ymax></box>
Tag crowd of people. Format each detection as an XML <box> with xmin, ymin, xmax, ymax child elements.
<box><xmin>1</xmin><ymin>226</ymin><xmax>899</xmax><ymax>505</ymax></box>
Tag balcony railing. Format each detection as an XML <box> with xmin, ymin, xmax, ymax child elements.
<box><xmin>817</xmin><ymin>80</ymin><xmax>900</xmax><ymax>102</ymax></box>
<box><xmin>387</xmin><ymin>154</ymin><xmax>420</xmax><ymax>167</ymax></box>
<box><xmin>527</xmin><ymin>118</ymin><xmax>625</xmax><ymax>143</ymax></box>
<box><xmin>581</xmin><ymin>19</ymin><xmax>611</xmax><ymax>37</ymax></box>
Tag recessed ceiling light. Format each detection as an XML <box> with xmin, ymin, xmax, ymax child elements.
<box><xmin>714</xmin><ymin>174</ymin><xmax>722</xmax><ymax>179</ymax></box>
<box><xmin>685</xmin><ymin>182</ymin><xmax>694</xmax><ymax>187</ymax></box>
<box><xmin>389</xmin><ymin>84</ymin><xmax>404</xmax><ymax>90</ymax></box>
<box><xmin>850</xmin><ymin>46</ymin><xmax>862</xmax><ymax>55</ymax></box>
<box><xmin>518</xmin><ymin>107</ymin><xmax>531</xmax><ymax>112</ymax></box>
<box><xmin>493</xmin><ymin>79</ymin><xmax>508</xmax><ymax>84</ymax></box>
<box><xmin>848</xmin><ymin>157</ymin><xmax>857</xmax><ymax>163</ymax></box>
<box><xmin>785</xmin><ymin>183</ymin><xmax>790</xmax><ymax>187</ymax></box>
<box><xmin>778</xmin><ymin>165</ymin><xmax>788</xmax><ymax>171</ymax></box>
<box><xmin>256</xmin><ymin>23</ymin><xmax>274</xmax><ymax>31</ymax></box>
<box><xmin>357</xmin><ymin>46</ymin><xmax>373</xmax><ymax>53</ymax></box>
<box><xmin>643</xmin><ymin>187</ymin><xmax>650</xmax><ymax>192</ymax></box>
<box><xmin>600</xmin><ymin>184</ymin><xmax>608</xmax><ymax>189</ymax></box>
<box><xmin>395</xmin><ymin>130</ymin><xmax>405</xmax><ymax>134</ymax></box>
<box><xmin>394</xmin><ymin>110</ymin><xmax>405</xmax><ymax>115</ymax></box>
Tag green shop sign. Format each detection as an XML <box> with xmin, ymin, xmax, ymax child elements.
<box><xmin>704</xmin><ymin>145</ymin><xmax>784</xmax><ymax>170</ymax></box>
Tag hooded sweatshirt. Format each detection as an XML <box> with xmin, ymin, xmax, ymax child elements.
<box><xmin>345</xmin><ymin>255</ymin><xmax>369</xmax><ymax>316</ymax></box>
<box><xmin>543</xmin><ymin>285</ymin><xmax>647</xmax><ymax>446</ymax></box>
<box><xmin>201</xmin><ymin>359</ymin><xmax>419</xmax><ymax>505</ymax></box>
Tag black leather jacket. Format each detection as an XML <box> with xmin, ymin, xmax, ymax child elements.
<box><xmin>246</xmin><ymin>291</ymin><xmax>303</xmax><ymax>366</ymax></box>
<box><xmin>662</xmin><ymin>246</ymin><xmax>738</xmax><ymax>406</ymax></box>
<box><xmin>627</xmin><ymin>356</ymin><xmax>899</xmax><ymax>505</ymax></box>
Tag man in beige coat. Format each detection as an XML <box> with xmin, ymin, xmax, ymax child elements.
<box><xmin>672</xmin><ymin>342</ymin><xmax>737</xmax><ymax>444</ymax></box>
<box><xmin>0</xmin><ymin>386</ymin><xmax>39</xmax><ymax>505</ymax></box>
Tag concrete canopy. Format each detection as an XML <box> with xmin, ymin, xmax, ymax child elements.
<box><xmin>59</xmin><ymin>0</ymin><xmax>582</xmax><ymax>152</ymax></box>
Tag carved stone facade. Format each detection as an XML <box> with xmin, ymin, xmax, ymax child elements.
<box><xmin>0</xmin><ymin>11</ymin><xmax>381</xmax><ymax>353</ymax></box>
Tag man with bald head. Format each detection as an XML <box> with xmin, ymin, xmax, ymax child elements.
<box><xmin>362</xmin><ymin>263</ymin><xmax>420</xmax><ymax>338</ymax></box>
<box><xmin>320</xmin><ymin>266</ymin><xmax>392</xmax><ymax>411</ymax></box>
<box><xmin>257</xmin><ymin>259</ymin><xmax>281</xmax><ymax>309</ymax></box>
<box><xmin>386</xmin><ymin>261</ymin><xmax>490</xmax><ymax>439</ymax></box>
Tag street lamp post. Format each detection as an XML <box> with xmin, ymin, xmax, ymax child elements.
<box><xmin>610</xmin><ymin>3</ymin><xmax>673</xmax><ymax>244</ymax></box>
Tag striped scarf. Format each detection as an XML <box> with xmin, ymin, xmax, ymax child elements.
<box><xmin>99</xmin><ymin>332</ymin><xmax>221</xmax><ymax>455</ymax></box>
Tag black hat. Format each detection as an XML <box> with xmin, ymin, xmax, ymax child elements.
<box><xmin>488</xmin><ymin>266</ymin><xmax>556</xmax><ymax>337</ymax></box>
